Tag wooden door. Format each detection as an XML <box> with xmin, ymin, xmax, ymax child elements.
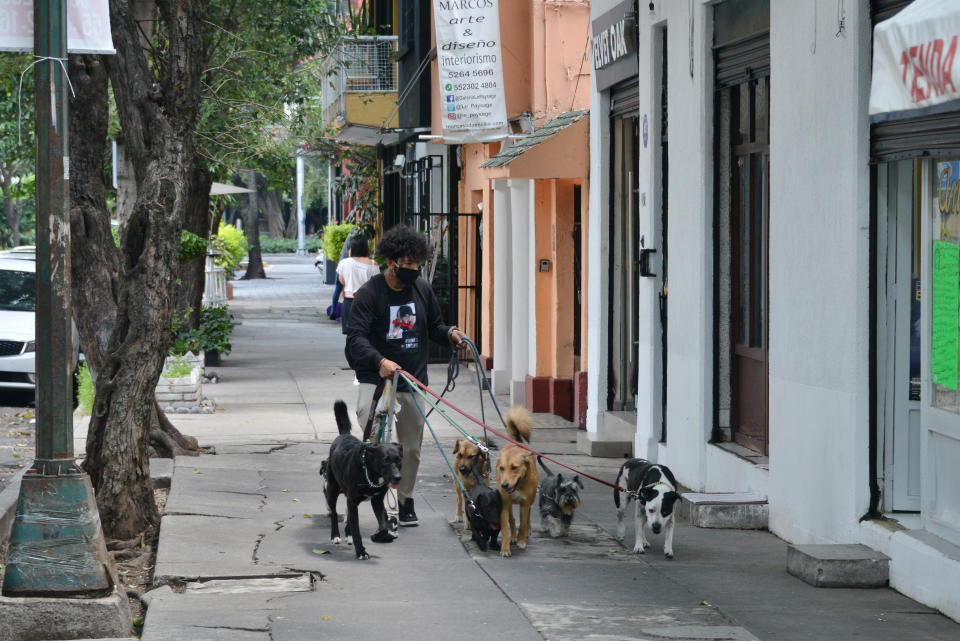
<box><xmin>730</xmin><ymin>79</ymin><xmax>770</xmax><ymax>454</ymax></box>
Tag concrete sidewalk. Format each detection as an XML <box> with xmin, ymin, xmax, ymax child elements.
<box><xmin>139</xmin><ymin>256</ymin><xmax>960</xmax><ymax>640</ymax></box>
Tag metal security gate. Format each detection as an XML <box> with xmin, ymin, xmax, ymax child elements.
<box><xmin>398</xmin><ymin>152</ymin><xmax>482</xmax><ymax>361</ymax></box>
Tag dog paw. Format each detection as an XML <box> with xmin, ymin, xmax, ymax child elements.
<box><xmin>500</xmin><ymin>549</ymin><xmax>512</xmax><ymax>557</ymax></box>
<box><xmin>665</xmin><ymin>550</ymin><xmax>674</xmax><ymax>559</ymax></box>
<box><xmin>632</xmin><ymin>545</ymin><xmax>646</xmax><ymax>554</ymax></box>
<box><xmin>517</xmin><ymin>541</ymin><xmax>526</xmax><ymax>550</ymax></box>
<box><xmin>357</xmin><ymin>552</ymin><xmax>370</xmax><ymax>560</ymax></box>
<box><xmin>332</xmin><ymin>536</ymin><xmax>342</xmax><ymax>544</ymax></box>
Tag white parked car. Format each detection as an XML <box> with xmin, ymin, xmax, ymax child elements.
<box><xmin>0</xmin><ymin>254</ymin><xmax>80</xmax><ymax>393</ymax></box>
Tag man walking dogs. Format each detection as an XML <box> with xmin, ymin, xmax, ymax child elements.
<box><xmin>346</xmin><ymin>225</ymin><xmax>466</xmax><ymax>527</ymax></box>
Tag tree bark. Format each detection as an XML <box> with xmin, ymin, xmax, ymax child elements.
<box><xmin>242</xmin><ymin>169</ymin><xmax>266</xmax><ymax>279</ymax></box>
<box><xmin>66</xmin><ymin>0</ymin><xmax>205</xmax><ymax>540</ymax></box>
<box><xmin>176</xmin><ymin>166</ymin><xmax>212</xmax><ymax>331</ymax></box>
<box><xmin>1</xmin><ymin>168</ymin><xmax>20</xmax><ymax>247</ymax></box>
<box><xmin>263</xmin><ymin>187</ymin><xmax>286</xmax><ymax>239</ymax></box>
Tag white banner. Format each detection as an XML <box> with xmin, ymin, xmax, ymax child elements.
<box><xmin>433</xmin><ymin>0</ymin><xmax>508</xmax><ymax>143</ymax></box>
<box><xmin>0</xmin><ymin>0</ymin><xmax>115</xmax><ymax>54</ymax></box>
<box><xmin>869</xmin><ymin>0</ymin><xmax>960</xmax><ymax>121</ymax></box>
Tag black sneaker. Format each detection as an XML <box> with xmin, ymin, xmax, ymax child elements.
<box><xmin>398</xmin><ymin>498</ymin><xmax>418</xmax><ymax>527</ymax></box>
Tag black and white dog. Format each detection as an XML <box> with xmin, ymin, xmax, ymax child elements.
<box><xmin>322</xmin><ymin>400</ymin><xmax>403</xmax><ymax>560</ymax></box>
<box><xmin>614</xmin><ymin>458</ymin><xmax>682</xmax><ymax>559</ymax></box>
<box><xmin>465</xmin><ymin>464</ymin><xmax>501</xmax><ymax>552</ymax></box>
<box><xmin>537</xmin><ymin>456</ymin><xmax>584</xmax><ymax>538</ymax></box>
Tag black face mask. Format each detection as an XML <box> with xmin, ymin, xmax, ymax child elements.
<box><xmin>396</xmin><ymin>266</ymin><xmax>420</xmax><ymax>286</ymax></box>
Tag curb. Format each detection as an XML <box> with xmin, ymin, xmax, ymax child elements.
<box><xmin>0</xmin><ymin>468</ymin><xmax>27</xmax><ymax>550</ymax></box>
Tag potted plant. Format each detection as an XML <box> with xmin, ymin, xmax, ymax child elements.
<box><xmin>169</xmin><ymin>305</ymin><xmax>234</xmax><ymax>367</ymax></box>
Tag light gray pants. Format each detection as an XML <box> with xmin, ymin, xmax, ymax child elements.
<box><xmin>356</xmin><ymin>383</ymin><xmax>424</xmax><ymax>503</ymax></box>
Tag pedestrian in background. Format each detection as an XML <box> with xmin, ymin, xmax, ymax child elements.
<box><xmin>336</xmin><ymin>234</ymin><xmax>380</xmax><ymax>337</ymax></box>
<box><xmin>328</xmin><ymin>227</ymin><xmax>359</xmax><ymax>320</ymax></box>
<box><xmin>346</xmin><ymin>224</ymin><xmax>465</xmax><ymax>526</ymax></box>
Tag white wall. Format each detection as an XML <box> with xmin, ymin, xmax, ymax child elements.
<box><xmin>586</xmin><ymin>31</ymin><xmax>612</xmax><ymax>438</ymax></box>
<box><xmin>766</xmin><ymin>1</ymin><xmax>872</xmax><ymax>544</ymax></box>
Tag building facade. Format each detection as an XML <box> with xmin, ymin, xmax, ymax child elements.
<box><xmin>584</xmin><ymin>0</ymin><xmax>960</xmax><ymax>620</ymax></box>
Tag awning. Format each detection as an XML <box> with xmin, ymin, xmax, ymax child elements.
<box><xmin>210</xmin><ymin>182</ymin><xmax>256</xmax><ymax>196</ymax></box>
<box><xmin>869</xmin><ymin>0</ymin><xmax>960</xmax><ymax>122</ymax></box>
<box><xmin>480</xmin><ymin>110</ymin><xmax>589</xmax><ymax>180</ymax></box>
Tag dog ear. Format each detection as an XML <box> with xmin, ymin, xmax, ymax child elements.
<box><xmin>662</xmin><ymin>491</ymin><xmax>682</xmax><ymax>515</ymax></box>
<box><xmin>479</xmin><ymin>451</ymin><xmax>490</xmax><ymax>477</ymax></box>
<box><xmin>639</xmin><ymin>486</ymin><xmax>658</xmax><ymax>503</ymax></box>
<box><xmin>453</xmin><ymin>439</ymin><xmax>461</xmax><ymax>455</ymax></box>
<box><xmin>556</xmin><ymin>472</ymin><xmax>564</xmax><ymax>484</ymax></box>
<box><xmin>396</xmin><ymin>443</ymin><xmax>403</xmax><ymax>459</ymax></box>
<box><xmin>573</xmin><ymin>475</ymin><xmax>584</xmax><ymax>489</ymax></box>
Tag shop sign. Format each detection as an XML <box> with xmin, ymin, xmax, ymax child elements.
<box><xmin>592</xmin><ymin>0</ymin><xmax>638</xmax><ymax>92</ymax></box>
<box><xmin>938</xmin><ymin>160</ymin><xmax>960</xmax><ymax>216</ymax></box>
<box><xmin>433</xmin><ymin>0</ymin><xmax>508</xmax><ymax>143</ymax></box>
<box><xmin>0</xmin><ymin>0</ymin><xmax>114</xmax><ymax>54</ymax></box>
<box><xmin>869</xmin><ymin>0</ymin><xmax>960</xmax><ymax>122</ymax></box>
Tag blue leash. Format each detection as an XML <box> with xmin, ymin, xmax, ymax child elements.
<box><xmin>407</xmin><ymin>382</ymin><xmax>473</xmax><ymax>502</ymax></box>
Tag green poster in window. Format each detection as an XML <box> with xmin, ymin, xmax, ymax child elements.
<box><xmin>932</xmin><ymin>241</ymin><xmax>960</xmax><ymax>391</ymax></box>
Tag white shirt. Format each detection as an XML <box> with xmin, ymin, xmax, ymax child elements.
<box><xmin>336</xmin><ymin>257</ymin><xmax>380</xmax><ymax>297</ymax></box>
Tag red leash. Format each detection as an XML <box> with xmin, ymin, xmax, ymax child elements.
<box><xmin>399</xmin><ymin>371</ymin><xmax>634</xmax><ymax>496</ymax></box>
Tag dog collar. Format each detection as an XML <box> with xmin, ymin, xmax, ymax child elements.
<box><xmin>360</xmin><ymin>447</ymin><xmax>385</xmax><ymax>489</ymax></box>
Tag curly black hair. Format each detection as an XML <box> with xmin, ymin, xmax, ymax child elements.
<box><xmin>376</xmin><ymin>224</ymin><xmax>430</xmax><ymax>262</ymax></box>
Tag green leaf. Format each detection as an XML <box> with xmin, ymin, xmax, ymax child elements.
<box><xmin>311</xmin><ymin>548</ymin><xmax>329</xmax><ymax>555</ymax></box>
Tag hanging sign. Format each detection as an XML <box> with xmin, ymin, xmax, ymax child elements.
<box><xmin>869</xmin><ymin>0</ymin><xmax>960</xmax><ymax>122</ymax></box>
<box><xmin>592</xmin><ymin>0</ymin><xmax>638</xmax><ymax>92</ymax></box>
<box><xmin>433</xmin><ymin>0</ymin><xmax>508</xmax><ymax>143</ymax></box>
<box><xmin>0</xmin><ymin>0</ymin><xmax>115</xmax><ymax>54</ymax></box>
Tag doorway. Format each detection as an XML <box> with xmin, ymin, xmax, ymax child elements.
<box><xmin>608</xmin><ymin>115</ymin><xmax>640</xmax><ymax>412</ymax></box>
<box><xmin>876</xmin><ymin>159</ymin><xmax>921</xmax><ymax>512</ymax></box>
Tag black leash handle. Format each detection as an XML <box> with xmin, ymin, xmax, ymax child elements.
<box><xmin>362</xmin><ymin>378</ymin><xmax>387</xmax><ymax>442</ymax></box>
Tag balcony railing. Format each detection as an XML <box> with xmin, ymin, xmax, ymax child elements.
<box><xmin>321</xmin><ymin>35</ymin><xmax>398</xmax><ymax>129</ymax></box>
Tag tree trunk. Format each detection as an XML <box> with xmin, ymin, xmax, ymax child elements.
<box><xmin>176</xmin><ymin>166</ymin><xmax>212</xmax><ymax>331</ymax></box>
<box><xmin>114</xmin><ymin>140</ymin><xmax>137</xmax><ymax>226</ymax></box>
<box><xmin>67</xmin><ymin>0</ymin><xmax>205</xmax><ymax>540</ymax></box>
<box><xmin>1</xmin><ymin>171</ymin><xmax>19</xmax><ymax>247</ymax></box>
<box><xmin>263</xmin><ymin>187</ymin><xmax>286</xmax><ymax>239</ymax></box>
<box><xmin>242</xmin><ymin>169</ymin><xmax>266</xmax><ymax>279</ymax></box>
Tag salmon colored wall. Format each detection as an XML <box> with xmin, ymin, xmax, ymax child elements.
<box><xmin>458</xmin><ymin>144</ymin><xmax>498</xmax><ymax>357</ymax></box>
<box><xmin>552</xmin><ymin>179</ymin><xmax>576</xmax><ymax>380</ymax></box>
<box><xmin>534</xmin><ymin>180</ymin><xmax>554</xmax><ymax>377</ymax></box>
<box><xmin>533</xmin><ymin>1</ymin><xmax>591</xmax><ymax>125</ymax></box>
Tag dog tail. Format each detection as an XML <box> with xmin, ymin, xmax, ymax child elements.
<box><xmin>334</xmin><ymin>400</ymin><xmax>352</xmax><ymax>435</ymax></box>
<box><xmin>505</xmin><ymin>406</ymin><xmax>532</xmax><ymax>443</ymax></box>
<box><xmin>537</xmin><ymin>455</ymin><xmax>553</xmax><ymax>476</ymax></box>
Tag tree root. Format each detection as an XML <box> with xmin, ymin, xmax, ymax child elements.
<box><xmin>149</xmin><ymin>401</ymin><xmax>200</xmax><ymax>458</ymax></box>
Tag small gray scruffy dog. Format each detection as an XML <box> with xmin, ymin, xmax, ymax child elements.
<box><xmin>537</xmin><ymin>456</ymin><xmax>584</xmax><ymax>538</ymax></box>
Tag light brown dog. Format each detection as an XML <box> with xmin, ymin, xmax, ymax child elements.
<box><xmin>452</xmin><ymin>437</ymin><xmax>490</xmax><ymax>527</ymax></box>
<box><xmin>496</xmin><ymin>406</ymin><xmax>538</xmax><ymax>557</ymax></box>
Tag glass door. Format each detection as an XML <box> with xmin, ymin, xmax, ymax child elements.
<box><xmin>922</xmin><ymin>158</ymin><xmax>960</xmax><ymax>546</ymax></box>
<box><xmin>609</xmin><ymin>115</ymin><xmax>640</xmax><ymax>412</ymax></box>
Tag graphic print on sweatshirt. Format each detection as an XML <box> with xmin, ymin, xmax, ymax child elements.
<box><xmin>386</xmin><ymin>302</ymin><xmax>418</xmax><ymax>351</ymax></box>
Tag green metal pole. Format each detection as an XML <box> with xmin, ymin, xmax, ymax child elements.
<box><xmin>1</xmin><ymin>0</ymin><xmax>112</xmax><ymax>597</ymax></box>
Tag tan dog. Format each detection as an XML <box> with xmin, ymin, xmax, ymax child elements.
<box><xmin>496</xmin><ymin>406</ymin><xmax>538</xmax><ymax>557</ymax></box>
<box><xmin>452</xmin><ymin>438</ymin><xmax>490</xmax><ymax>527</ymax></box>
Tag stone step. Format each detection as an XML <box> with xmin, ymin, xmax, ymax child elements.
<box><xmin>678</xmin><ymin>492</ymin><xmax>769</xmax><ymax>529</ymax></box>
<box><xmin>787</xmin><ymin>544</ymin><xmax>890</xmax><ymax>588</ymax></box>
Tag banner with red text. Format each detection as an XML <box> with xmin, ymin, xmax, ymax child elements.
<box><xmin>433</xmin><ymin>0</ymin><xmax>508</xmax><ymax>143</ymax></box>
<box><xmin>0</xmin><ymin>0</ymin><xmax>114</xmax><ymax>54</ymax></box>
<box><xmin>869</xmin><ymin>0</ymin><xmax>960</xmax><ymax>122</ymax></box>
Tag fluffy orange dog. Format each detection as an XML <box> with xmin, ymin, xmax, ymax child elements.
<box><xmin>497</xmin><ymin>406</ymin><xmax>537</xmax><ymax>557</ymax></box>
<box><xmin>452</xmin><ymin>438</ymin><xmax>490</xmax><ymax>527</ymax></box>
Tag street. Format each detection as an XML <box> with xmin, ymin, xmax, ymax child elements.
<box><xmin>130</xmin><ymin>256</ymin><xmax>960</xmax><ymax>641</ymax></box>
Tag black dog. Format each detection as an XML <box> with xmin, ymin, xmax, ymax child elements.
<box><xmin>465</xmin><ymin>464</ymin><xmax>501</xmax><ymax>552</ymax></box>
<box><xmin>323</xmin><ymin>400</ymin><xmax>403</xmax><ymax>560</ymax></box>
<box><xmin>537</xmin><ymin>456</ymin><xmax>584</xmax><ymax>538</ymax></box>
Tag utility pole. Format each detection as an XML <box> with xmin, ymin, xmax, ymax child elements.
<box><xmin>1</xmin><ymin>0</ymin><xmax>112</xmax><ymax>596</ymax></box>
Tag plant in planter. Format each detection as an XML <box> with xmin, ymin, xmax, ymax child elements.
<box><xmin>170</xmin><ymin>305</ymin><xmax>234</xmax><ymax>365</ymax></box>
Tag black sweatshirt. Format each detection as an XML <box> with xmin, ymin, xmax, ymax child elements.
<box><xmin>345</xmin><ymin>273</ymin><xmax>453</xmax><ymax>390</ymax></box>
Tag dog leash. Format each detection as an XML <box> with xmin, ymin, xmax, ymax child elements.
<box><xmin>406</xmin><ymin>383</ymin><xmax>477</xmax><ymax>517</ymax></box>
<box><xmin>399</xmin><ymin>370</ymin><xmax>638</xmax><ymax>498</ymax></box>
